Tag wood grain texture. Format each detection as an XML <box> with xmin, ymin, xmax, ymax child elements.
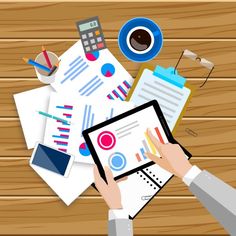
<box><xmin>0</xmin><ymin>198</ymin><xmax>226</xmax><ymax>235</ymax></box>
<box><xmin>0</xmin><ymin>1</ymin><xmax>235</xmax><ymax>235</ymax></box>
<box><xmin>0</xmin><ymin>158</ymin><xmax>235</xmax><ymax>196</ymax></box>
<box><xmin>1</xmin><ymin>79</ymin><xmax>236</xmax><ymax>117</ymax></box>
<box><xmin>0</xmin><ymin>119</ymin><xmax>236</xmax><ymax>157</ymax></box>
<box><xmin>1</xmin><ymin>40</ymin><xmax>236</xmax><ymax>78</ymax></box>
<box><xmin>0</xmin><ymin>2</ymin><xmax>236</xmax><ymax>39</ymax></box>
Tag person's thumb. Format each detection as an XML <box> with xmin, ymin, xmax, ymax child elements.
<box><xmin>116</xmin><ymin>176</ymin><xmax>128</xmax><ymax>184</ymax></box>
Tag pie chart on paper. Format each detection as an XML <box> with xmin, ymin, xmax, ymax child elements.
<box><xmin>79</xmin><ymin>142</ymin><xmax>91</xmax><ymax>156</ymax></box>
<box><xmin>86</xmin><ymin>51</ymin><xmax>99</xmax><ymax>61</ymax></box>
<box><xmin>101</xmin><ymin>63</ymin><xmax>115</xmax><ymax>77</ymax></box>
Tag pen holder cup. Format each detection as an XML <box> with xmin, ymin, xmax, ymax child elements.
<box><xmin>35</xmin><ymin>51</ymin><xmax>59</xmax><ymax>84</ymax></box>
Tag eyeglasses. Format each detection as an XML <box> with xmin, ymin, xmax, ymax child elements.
<box><xmin>174</xmin><ymin>49</ymin><xmax>215</xmax><ymax>88</ymax></box>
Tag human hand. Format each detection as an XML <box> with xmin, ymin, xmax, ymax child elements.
<box><xmin>94</xmin><ymin>166</ymin><xmax>126</xmax><ymax>209</ymax></box>
<box><xmin>145</xmin><ymin>129</ymin><xmax>192</xmax><ymax>179</ymax></box>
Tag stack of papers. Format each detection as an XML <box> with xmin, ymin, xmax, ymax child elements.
<box><xmin>14</xmin><ymin>40</ymin><xmax>134</xmax><ymax>205</ymax></box>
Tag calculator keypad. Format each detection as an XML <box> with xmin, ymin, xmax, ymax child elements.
<box><xmin>80</xmin><ymin>29</ymin><xmax>106</xmax><ymax>53</ymax></box>
<box><xmin>82</xmin><ymin>34</ymin><xmax>87</xmax><ymax>39</ymax></box>
<box><xmin>84</xmin><ymin>41</ymin><xmax>89</xmax><ymax>46</ymax></box>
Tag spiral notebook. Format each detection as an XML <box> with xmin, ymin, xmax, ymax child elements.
<box><xmin>118</xmin><ymin>164</ymin><xmax>172</xmax><ymax>219</ymax></box>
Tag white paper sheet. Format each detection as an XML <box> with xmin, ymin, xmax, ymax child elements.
<box><xmin>30</xmin><ymin>161</ymin><xmax>94</xmax><ymax>205</ymax></box>
<box><xmin>43</xmin><ymin>92</ymin><xmax>135</xmax><ymax>164</ymax></box>
<box><xmin>14</xmin><ymin>86</ymin><xmax>54</xmax><ymax>149</ymax></box>
<box><xmin>51</xmin><ymin>40</ymin><xmax>133</xmax><ymax>101</ymax></box>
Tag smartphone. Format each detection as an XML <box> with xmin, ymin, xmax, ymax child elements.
<box><xmin>30</xmin><ymin>143</ymin><xmax>74</xmax><ymax>177</ymax></box>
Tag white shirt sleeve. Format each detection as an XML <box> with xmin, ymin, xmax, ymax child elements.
<box><xmin>109</xmin><ymin>209</ymin><xmax>129</xmax><ymax>220</ymax></box>
<box><xmin>182</xmin><ymin>165</ymin><xmax>202</xmax><ymax>186</ymax></box>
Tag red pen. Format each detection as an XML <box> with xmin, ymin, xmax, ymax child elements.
<box><xmin>42</xmin><ymin>46</ymin><xmax>52</xmax><ymax>68</ymax></box>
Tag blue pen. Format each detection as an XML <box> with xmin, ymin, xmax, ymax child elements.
<box><xmin>23</xmin><ymin>57</ymin><xmax>51</xmax><ymax>73</ymax></box>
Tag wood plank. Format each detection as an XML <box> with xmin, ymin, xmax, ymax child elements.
<box><xmin>1</xmin><ymin>79</ymin><xmax>236</xmax><ymax>117</ymax></box>
<box><xmin>1</xmin><ymin>41</ymin><xmax>236</xmax><ymax>78</ymax></box>
<box><xmin>0</xmin><ymin>158</ymin><xmax>235</xmax><ymax>196</ymax></box>
<box><xmin>0</xmin><ymin>2</ymin><xmax>236</xmax><ymax>39</ymax></box>
<box><xmin>0</xmin><ymin>119</ymin><xmax>235</xmax><ymax>157</ymax></box>
<box><xmin>0</xmin><ymin>198</ymin><xmax>226</xmax><ymax>235</ymax></box>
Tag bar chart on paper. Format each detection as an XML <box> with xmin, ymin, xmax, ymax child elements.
<box><xmin>107</xmin><ymin>80</ymin><xmax>132</xmax><ymax>101</ymax></box>
<box><xmin>44</xmin><ymin>94</ymin><xmax>135</xmax><ymax>164</ymax></box>
<box><xmin>51</xmin><ymin>104</ymin><xmax>74</xmax><ymax>153</ymax></box>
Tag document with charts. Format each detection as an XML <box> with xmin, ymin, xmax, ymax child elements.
<box><xmin>43</xmin><ymin>93</ymin><xmax>134</xmax><ymax>164</ymax></box>
<box><xmin>51</xmin><ymin>40</ymin><xmax>133</xmax><ymax>101</ymax></box>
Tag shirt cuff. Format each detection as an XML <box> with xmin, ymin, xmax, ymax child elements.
<box><xmin>109</xmin><ymin>209</ymin><xmax>129</xmax><ymax>220</ymax></box>
<box><xmin>183</xmin><ymin>165</ymin><xmax>202</xmax><ymax>186</ymax></box>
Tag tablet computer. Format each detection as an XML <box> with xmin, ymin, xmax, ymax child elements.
<box><xmin>83</xmin><ymin>100</ymin><xmax>191</xmax><ymax>181</ymax></box>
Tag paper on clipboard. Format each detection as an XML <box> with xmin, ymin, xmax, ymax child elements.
<box><xmin>126</xmin><ymin>64</ymin><xmax>193</xmax><ymax>132</ymax></box>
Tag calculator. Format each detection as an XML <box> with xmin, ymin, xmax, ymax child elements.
<box><xmin>76</xmin><ymin>16</ymin><xmax>107</xmax><ymax>54</ymax></box>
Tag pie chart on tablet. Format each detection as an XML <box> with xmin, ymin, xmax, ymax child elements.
<box><xmin>79</xmin><ymin>142</ymin><xmax>90</xmax><ymax>156</ymax></box>
<box><xmin>101</xmin><ymin>63</ymin><xmax>115</xmax><ymax>77</ymax></box>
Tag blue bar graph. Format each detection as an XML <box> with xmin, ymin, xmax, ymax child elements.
<box><xmin>140</xmin><ymin>147</ymin><xmax>147</xmax><ymax>160</ymax></box>
<box><xmin>56</xmin><ymin>105</ymin><xmax>73</xmax><ymax>110</ymax></box>
<box><xmin>81</xmin><ymin>105</ymin><xmax>88</xmax><ymax>137</ymax></box>
<box><xmin>86</xmin><ymin>105</ymin><xmax>91</xmax><ymax>129</ymax></box>
<box><xmin>81</xmin><ymin>105</ymin><xmax>95</xmax><ymax>136</ymax></box>
<box><xmin>109</xmin><ymin>108</ymin><xmax>114</xmax><ymax>119</ymax></box>
<box><xmin>52</xmin><ymin>135</ymin><xmax>69</xmax><ymax>139</ymax></box>
<box><xmin>106</xmin><ymin>107</ymin><xmax>114</xmax><ymax>121</ymax></box>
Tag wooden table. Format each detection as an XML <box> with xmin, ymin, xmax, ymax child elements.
<box><xmin>0</xmin><ymin>1</ymin><xmax>236</xmax><ymax>235</ymax></box>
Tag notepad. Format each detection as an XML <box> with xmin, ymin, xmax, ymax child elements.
<box><xmin>127</xmin><ymin>64</ymin><xmax>193</xmax><ymax>132</ymax></box>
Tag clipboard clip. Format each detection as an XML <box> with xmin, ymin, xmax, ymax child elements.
<box><xmin>174</xmin><ymin>49</ymin><xmax>215</xmax><ymax>88</ymax></box>
<box><xmin>153</xmin><ymin>65</ymin><xmax>186</xmax><ymax>89</ymax></box>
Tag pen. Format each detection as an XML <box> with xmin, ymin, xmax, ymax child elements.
<box><xmin>23</xmin><ymin>57</ymin><xmax>51</xmax><ymax>73</ymax></box>
<box><xmin>48</xmin><ymin>61</ymin><xmax>60</xmax><ymax>76</ymax></box>
<box><xmin>42</xmin><ymin>46</ymin><xmax>52</xmax><ymax>68</ymax></box>
<box><xmin>37</xmin><ymin>111</ymin><xmax>71</xmax><ymax>124</ymax></box>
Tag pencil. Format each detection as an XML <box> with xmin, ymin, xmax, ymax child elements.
<box><xmin>42</xmin><ymin>46</ymin><xmax>52</xmax><ymax>68</ymax></box>
<box><xmin>48</xmin><ymin>61</ymin><xmax>60</xmax><ymax>76</ymax></box>
<box><xmin>23</xmin><ymin>57</ymin><xmax>50</xmax><ymax>73</ymax></box>
<box><xmin>37</xmin><ymin>111</ymin><xmax>71</xmax><ymax>124</ymax></box>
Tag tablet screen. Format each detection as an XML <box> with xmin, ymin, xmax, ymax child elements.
<box><xmin>84</xmin><ymin>101</ymin><xmax>171</xmax><ymax>178</ymax></box>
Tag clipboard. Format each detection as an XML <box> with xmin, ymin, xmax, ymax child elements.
<box><xmin>126</xmin><ymin>64</ymin><xmax>194</xmax><ymax>133</ymax></box>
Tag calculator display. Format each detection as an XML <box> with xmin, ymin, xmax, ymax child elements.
<box><xmin>79</xmin><ymin>20</ymin><xmax>98</xmax><ymax>32</ymax></box>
